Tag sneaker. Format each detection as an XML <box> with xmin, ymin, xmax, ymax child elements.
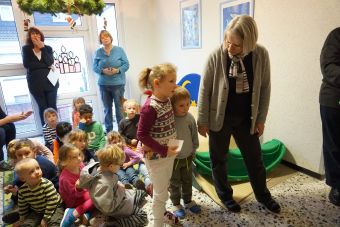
<box><xmin>61</xmin><ymin>208</ymin><xmax>76</xmax><ymax>227</ymax></box>
<box><xmin>134</xmin><ymin>179</ymin><xmax>146</xmax><ymax>191</ymax></box>
<box><xmin>0</xmin><ymin>160</ymin><xmax>13</xmax><ymax>171</ymax></box>
<box><xmin>146</xmin><ymin>183</ymin><xmax>153</xmax><ymax>198</ymax></box>
<box><xmin>163</xmin><ymin>210</ymin><xmax>179</xmax><ymax>225</ymax></box>
<box><xmin>124</xmin><ymin>183</ymin><xmax>133</xmax><ymax>189</ymax></box>
<box><xmin>223</xmin><ymin>199</ymin><xmax>241</xmax><ymax>212</ymax></box>
<box><xmin>173</xmin><ymin>205</ymin><xmax>186</xmax><ymax>219</ymax></box>
<box><xmin>2</xmin><ymin>210</ymin><xmax>19</xmax><ymax>224</ymax></box>
<box><xmin>258</xmin><ymin>197</ymin><xmax>281</xmax><ymax>213</ymax></box>
<box><xmin>81</xmin><ymin>211</ymin><xmax>91</xmax><ymax>225</ymax></box>
<box><xmin>329</xmin><ymin>188</ymin><xmax>340</xmax><ymax>206</ymax></box>
<box><xmin>184</xmin><ymin>200</ymin><xmax>201</xmax><ymax>214</ymax></box>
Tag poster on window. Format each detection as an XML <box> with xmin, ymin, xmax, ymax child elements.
<box><xmin>180</xmin><ymin>0</ymin><xmax>201</xmax><ymax>49</ymax></box>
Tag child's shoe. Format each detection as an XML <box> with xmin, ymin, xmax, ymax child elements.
<box><xmin>163</xmin><ymin>210</ymin><xmax>179</xmax><ymax>225</ymax></box>
<box><xmin>124</xmin><ymin>183</ymin><xmax>133</xmax><ymax>189</ymax></box>
<box><xmin>185</xmin><ymin>200</ymin><xmax>201</xmax><ymax>214</ymax></box>
<box><xmin>81</xmin><ymin>211</ymin><xmax>91</xmax><ymax>225</ymax></box>
<box><xmin>134</xmin><ymin>179</ymin><xmax>146</xmax><ymax>191</ymax></box>
<box><xmin>146</xmin><ymin>183</ymin><xmax>153</xmax><ymax>197</ymax></box>
<box><xmin>173</xmin><ymin>205</ymin><xmax>186</xmax><ymax>219</ymax></box>
<box><xmin>2</xmin><ymin>210</ymin><xmax>19</xmax><ymax>224</ymax></box>
<box><xmin>61</xmin><ymin>208</ymin><xmax>76</xmax><ymax>227</ymax></box>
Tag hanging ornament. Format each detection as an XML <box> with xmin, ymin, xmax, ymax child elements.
<box><xmin>23</xmin><ymin>18</ymin><xmax>30</xmax><ymax>31</ymax></box>
<box><xmin>66</xmin><ymin>15</ymin><xmax>76</xmax><ymax>30</ymax></box>
<box><xmin>103</xmin><ymin>17</ymin><xmax>107</xmax><ymax>30</ymax></box>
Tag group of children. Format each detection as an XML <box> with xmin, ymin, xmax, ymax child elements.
<box><xmin>3</xmin><ymin>62</ymin><xmax>201</xmax><ymax>227</ymax></box>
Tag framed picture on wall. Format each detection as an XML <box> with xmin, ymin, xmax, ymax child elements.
<box><xmin>220</xmin><ymin>0</ymin><xmax>254</xmax><ymax>41</ymax></box>
<box><xmin>180</xmin><ymin>0</ymin><xmax>201</xmax><ymax>49</ymax></box>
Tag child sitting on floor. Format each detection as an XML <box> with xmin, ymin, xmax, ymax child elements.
<box><xmin>53</xmin><ymin>121</ymin><xmax>72</xmax><ymax>163</ymax></box>
<box><xmin>72</xmin><ymin>97</ymin><xmax>86</xmax><ymax>129</ymax></box>
<box><xmin>107</xmin><ymin>131</ymin><xmax>146</xmax><ymax>191</ymax></box>
<box><xmin>42</xmin><ymin>108</ymin><xmax>58</xmax><ymax>150</ymax></box>
<box><xmin>58</xmin><ymin>144</ymin><xmax>94</xmax><ymax>227</ymax></box>
<box><xmin>12</xmin><ymin>158</ymin><xmax>63</xmax><ymax>227</ymax></box>
<box><xmin>118</xmin><ymin>99</ymin><xmax>140</xmax><ymax>150</ymax></box>
<box><xmin>79</xmin><ymin>144</ymin><xmax>148</xmax><ymax>227</ymax></box>
<box><xmin>66</xmin><ymin>129</ymin><xmax>96</xmax><ymax>164</ymax></box>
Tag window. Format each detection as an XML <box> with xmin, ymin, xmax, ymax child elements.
<box><xmin>0</xmin><ymin>1</ymin><xmax>21</xmax><ymax>64</ymax></box>
<box><xmin>96</xmin><ymin>3</ymin><xmax>119</xmax><ymax>45</ymax></box>
<box><xmin>33</xmin><ymin>12</ymin><xmax>82</xmax><ymax>27</ymax></box>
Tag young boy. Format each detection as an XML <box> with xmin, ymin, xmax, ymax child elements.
<box><xmin>169</xmin><ymin>87</ymin><xmax>201</xmax><ymax>218</ymax></box>
<box><xmin>78</xmin><ymin>104</ymin><xmax>106</xmax><ymax>152</ymax></box>
<box><xmin>53</xmin><ymin>121</ymin><xmax>72</xmax><ymax>163</ymax></box>
<box><xmin>118</xmin><ymin>99</ymin><xmax>140</xmax><ymax>149</ymax></box>
<box><xmin>13</xmin><ymin>158</ymin><xmax>63</xmax><ymax>227</ymax></box>
<box><xmin>42</xmin><ymin>108</ymin><xmax>58</xmax><ymax>150</ymax></box>
<box><xmin>79</xmin><ymin>144</ymin><xmax>148</xmax><ymax>226</ymax></box>
<box><xmin>2</xmin><ymin>139</ymin><xmax>59</xmax><ymax>225</ymax></box>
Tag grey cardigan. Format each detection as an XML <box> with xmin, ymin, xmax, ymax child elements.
<box><xmin>197</xmin><ymin>44</ymin><xmax>271</xmax><ymax>134</ymax></box>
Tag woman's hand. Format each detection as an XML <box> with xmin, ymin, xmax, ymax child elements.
<box><xmin>102</xmin><ymin>68</ymin><xmax>115</xmax><ymax>76</ymax></box>
<box><xmin>255</xmin><ymin>123</ymin><xmax>265</xmax><ymax>137</ymax></box>
<box><xmin>198</xmin><ymin>125</ymin><xmax>209</xmax><ymax>137</ymax></box>
<box><xmin>32</xmin><ymin>38</ymin><xmax>45</xmax><ymax>49</ymax></box>
<box><xmin>167</xmin><ymin>146</ymin><xmax>179</xmax><ymax>157</ymax></box>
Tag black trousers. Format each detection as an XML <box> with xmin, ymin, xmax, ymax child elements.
<box><xmin>320</xmin><ymin>105</ymin><xmax>340</xmax><ymax>189</ymax></box>
<box><xmin>0</xmin><ymin>122</ymin><xmax>16</xmax><ymax>161</ymax></box>
<box><xmin>209</xmin><ymin>115</ymin><xmax>271</xmax><ymax>202</ymax></box>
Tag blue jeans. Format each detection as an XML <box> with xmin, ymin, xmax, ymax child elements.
<box><xmin>99</xmin><ymin>84</ymin><xmax>125</xmax><ymax>132</ymax></box>
<box><xmin>117</xmin><ymin>166</ymin><xmax>139</xmax><ymax>185</ymax></box>
<box><xmin>138</xmin><ymin>162</ymin><xmax>151</xmax><ymax>187</ymax></box>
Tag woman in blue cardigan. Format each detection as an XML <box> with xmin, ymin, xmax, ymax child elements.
<box><xmin>93</xmin><ymin>30</ymin><xmax>130</xmax><ymax>133</ymax></box>
<box><xmin>22</xmin><ymin>27</ymin><xmax>58</xmax><ymax>126</ymax></box>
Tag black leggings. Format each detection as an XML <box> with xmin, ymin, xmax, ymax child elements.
<box><xmin>0</xmin><ymin>122</ymin><xmax>16</xmax><ymax>161</ymax></box>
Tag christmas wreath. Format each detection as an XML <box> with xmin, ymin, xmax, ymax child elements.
<box><xmin>16</xmin><ymin>0</ymin><xmax>105</xmax><ymax>16</ymax></box>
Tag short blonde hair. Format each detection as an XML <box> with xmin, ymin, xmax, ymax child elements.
<box><xmin>170</xmin><ymin>86</ymin><xmax>191</xmax><ymax>107</ymax></box>
<box><xmin>15</xmin><ymin>158</ymin><xmax>38</xmax><ymax>178</ymax></box>
<box><xmin>96</xmin><ymin>144</ymin><xmax>125</xmax><ymax>167</ymax></box>
<box><xmin>99</xmin><ymin>30</ymin><xmax>113</xmax><ymax>44</ymax></box>
<box><xmin>123</xmin><ymin>99</ymin><xmax>139</xmax><ymax>111</ymax></box>
<box><xmin>139</xmin><ymin>63</ymin><xmax>177</xmax><ymax>91</ymax></box>
<box><xmin>223</xmin><ymin>15</ymin><xmax>258</xmax><ymax>56</ymax></box>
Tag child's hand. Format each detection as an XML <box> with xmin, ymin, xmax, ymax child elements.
<box><xmin>122</xmin><ymin>162</ymin><xmax>131</xmax><ymax>169</ymax></box>
<box><xmin>40</xmin><ymin>218</ymin><xmax>47</xmax><ymax>227</ymax></box>
<box><xmin>142</xmin><ymin>144</ymin><xmax>151</xmax><ymax>152</ymax></box>
<box><xmin>4</xmin><ymin>185</ymin><xmax>18</xmax><ymax>195</ymax></box>
<box><xmin>167</xmin><ymin>146</ymin><xmax>179</xmax><ymax>157</ymax></box>
<box><xmin>75</xmin><ymin>179</ymin><xmax>80</xmax><ymax>189</ymax></box>
<box><xmin>12</xmin><ymin>221</ymin><xmax>22</xmax><ymax>227</ymax></box>
<box><xmin>131</xmin><ymin>139</ymin><xmax>138</xmax><ymax>146</ymax></box>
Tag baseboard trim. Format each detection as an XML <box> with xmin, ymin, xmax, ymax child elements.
<box><xmin>281</xmin><ymin>160</ymin><xmax>324</xmax><ymax>180</ymax></box>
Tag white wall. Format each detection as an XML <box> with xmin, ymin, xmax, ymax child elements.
<box><xmin>119</xmin><ymin>0</ymin><xmax>340</xmax><ymax>173</ymax></box>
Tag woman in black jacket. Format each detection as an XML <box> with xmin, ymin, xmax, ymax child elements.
<box><xmin>22</xmin><ymin>27</ymin><xmax>58</xmax><ymax>126</ymax></box>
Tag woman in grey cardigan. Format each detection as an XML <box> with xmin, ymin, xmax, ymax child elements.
<box><xmin>197</xmin><ymin>15</ymin><xmax>280</xmax><ymax>213</ymax></box>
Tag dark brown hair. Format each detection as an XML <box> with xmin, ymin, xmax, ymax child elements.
<box><xmin>26</xmin><ymin>27</ymin><xmax>45</xmax><ymax>47</ymax></box>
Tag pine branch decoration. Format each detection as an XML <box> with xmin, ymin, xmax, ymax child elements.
<box><xmin>16</xmin><ymin>0</ymin><xmax>105</xmax><ymax>16</ymax></box>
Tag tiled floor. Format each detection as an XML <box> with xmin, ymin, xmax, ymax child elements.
<box><xmin>85</xmin><ymin>171</ymin><xmax>340</xmax><ymax>227</ymax></box>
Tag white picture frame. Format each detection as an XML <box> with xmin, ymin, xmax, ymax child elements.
<box><xmin>180</xmin><ymin>0</ymin><xmax>202</xmax><ymax>49</ymax></box>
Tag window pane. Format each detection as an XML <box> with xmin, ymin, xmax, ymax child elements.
<box><xmin>0</xmin><ymin>2</ymin><xmax>22</xmax><ymax>64</ymax></box>
<box><xmin>96</xmin><ymin>4</ymin><xmax>118</xmax><ymax>45</ymax></box>
<box><xmin>33</xmin><ymin>12</ymin><xmax>82</xmax><ymax>27</ymax></box>
<box><xmin>45</xmin><ymin>37</ymin><xmax>89</xmax><ymax>94</ymax></box>
<box><xmin>0</xmin><ymin>76</ymin><xmax>38</xmax><ymax>134</ymax></box>
<box><xmin>57</xmin><ymin>101</ymin><xmax>95</xmax><ymax>123</ymax></box>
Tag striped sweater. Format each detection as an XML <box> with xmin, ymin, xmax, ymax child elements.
<box><xmin>18</xmin><ymin>178</ymin><xmax>62</xmax><ymax>222</ymax></box>
<box><xmin>137</xmin><ymin>95</ymin><xmax>176</xmax><ymax>160</ymax></box>
<box><xmin>42</xmin><ymin>124</ymin><xmax>56</xmax><ymax>147</ymax></box>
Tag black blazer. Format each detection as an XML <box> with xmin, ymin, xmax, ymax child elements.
<box><xmin>22</xmin><ymin>44</ymin><xmax>59</xmax><ymax>91</ymax></box>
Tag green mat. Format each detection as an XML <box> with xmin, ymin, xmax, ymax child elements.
<box><xmin>194</xmin><ymin>139</ymin><xmax>286</xmax><ymax>181</ymax></box>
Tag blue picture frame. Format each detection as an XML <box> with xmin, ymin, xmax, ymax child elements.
<box><xmin>180</xmin><ymin>0</ymin><xmax>202</xmax><ymax>49</ymax></box>
<box><xmin>220</xmin><ymin>0</ymin><xmax>254</xmax><ymax>42</ymax></box>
